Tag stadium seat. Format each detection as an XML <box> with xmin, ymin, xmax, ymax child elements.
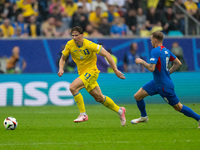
<box><xmin>168</xmin><ymin>30</ymin><xmax>183</xmax><ymax>37</ymax></box>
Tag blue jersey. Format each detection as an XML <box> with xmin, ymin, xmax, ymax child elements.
<box><xmin>149</xmin><ymin>46</ymin><xmax>176</xmax><ymax>89</ymax></box>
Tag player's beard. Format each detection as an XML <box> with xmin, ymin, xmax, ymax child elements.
<box><xmin>75</xmin><ymin>39</ymin><xmax>83</xmax><ymax>46</ymax></box>
<box><xmin>152</xmin><ymin>43</ymin><xmax>155</xmax><ymax>48</ymax></box>
<box><xmin>74</xmin><ymin>39</ymin><xmax>79</xmax><ymax>45</ymax></box>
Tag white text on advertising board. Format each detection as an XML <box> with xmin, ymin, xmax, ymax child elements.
<box><xmin>0</xmin><ymin>81</ymin><xmax>74</xmax><ymax>106</ymax></box>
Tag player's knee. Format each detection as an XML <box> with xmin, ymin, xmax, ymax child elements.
<box><xmin>69</xmin><ymin>84</ymin><xmax>77</xmax><ymax>94</ymax></box>
<box><xmin>174</xmin><ymin>107</ymin><xmax>181</xmax><ymax>112</ymax></box>
<box><xmin>173</xmin><ymin>104</ymin><xmax>183</xmax><ymax>112</ymax></box>
<box><xmin>134</xmin><ymin>93</ymin><xmax>141</xmax><ymax>101</ymax></box>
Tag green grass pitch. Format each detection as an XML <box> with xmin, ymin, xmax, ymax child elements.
<box><xmin>0</xmin><ymin>103</ymin><xmax>200</xmax><ymax>150</ymax></box>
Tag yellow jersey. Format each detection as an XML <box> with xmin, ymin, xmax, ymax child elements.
<box><xmin>62</xmin><ymin>39</ymin><xmax>102</xmax><ymax>75</ymax></box>
<box><xmin>63</xmin><ymin>3</ymin><xmax>78</xmax><ymax>17</ymax></box>
<box><xmin>89</xmin><ymin>12</ymin><xmax>101</xmax><ymax>26</ymax></box>
<box><xmin>0</xmin><ymin>24</ymin><xmax>14</xmax><ymax>37</ymax></box>
<box><xmin>16</xmin><ymin>0</ymin><xmax>35</xmax><ymax>17</ymax></box>
<box><xmin>184</xmin><ymin>1</ymin><xmax>197</xmax><ymax>11</ymax></box>
<box><xmin>101</xmin><ymin>11</ymin><xmax>119</xmax><ymax>18</ymax></box>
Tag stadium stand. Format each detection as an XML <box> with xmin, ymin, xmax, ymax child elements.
<box><xmin>0</xmin><ymin>0</ymin><xmax>199</xmax><ymax>37</ymax></box>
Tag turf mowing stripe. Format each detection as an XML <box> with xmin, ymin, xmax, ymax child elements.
<box><xmin>0</xmin><ymin>139</ymin><xmax>199</xmax><ymax>146</ymax></box>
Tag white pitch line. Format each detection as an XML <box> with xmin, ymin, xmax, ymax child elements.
<box><xmin>0</xmin><ymin>140</ymin><xmax>199</xmax><ymax>146</ymax></box>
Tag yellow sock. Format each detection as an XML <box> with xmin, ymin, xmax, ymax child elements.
<box><xmin>101</xmin><ymin>96</ymin><xmax>120</xmax><ymax>113</ymax></box>
<box><xmin>74</xmin><ymin>93</ymin><xmax>85</xmax><ymax>113</ymax></box>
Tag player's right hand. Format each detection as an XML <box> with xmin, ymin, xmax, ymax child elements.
<box><xmin>58</xmin><ymin>70</ymin><xmax>64</xmax><ymax>77</ymax></box>
<box><xmin>115</xmin><ymin>70</ymin><xmax>125</xmax><ymax>79</ymax></box>
<box><xmin>135</xmin><ymin>58</ymin><xmax>144</xmax><ymax>64</ymax></box>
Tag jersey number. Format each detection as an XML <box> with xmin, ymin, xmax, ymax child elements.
<box><xmin>84</xmin><ymin>73</ymin><xmax>91</xmax><ymax>80</ymax></box>
<box><xmin>166</xmin><ymin>57</ymin><xmax>169</xmax><ymax>71</ymax></box>
<box><xmin>165</xmin><ymin>51</ymin><xmax>169</xmax><ymax>71</ymax></box>
<box><xmin>83</xmin><ymin>49</ymin><xmax>90</xmax><ymax>55</ymax></box>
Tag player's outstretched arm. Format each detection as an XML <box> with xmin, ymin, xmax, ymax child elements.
<box><xmin>135</xmin><ymin>58</ymin><xmax>156</xmax><ymax>72</ymax></box>
<box><xmin>58</xmin><ymin>55</ymin><xmax>67</xmax><ymax>77</ymax></box>
<box><xmin>169</xmin><ymin>58</ymin><xmax>182</xmax><ymax>74</ymax></box>
<box><xmin>99</xmin><ymin>48</ymin><xmax>125</xmax><ymax>79</ymax></box>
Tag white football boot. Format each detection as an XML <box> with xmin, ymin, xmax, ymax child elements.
<box><xmin>119</xmin><ymin>107</ymin><xmax>126</xmax><ymax>126</ymax></box>
<box><xmin>74</xmin><ymin>115</ymin><xmax>88</xmax><ymax>123</ymax></box>
<box><xmin>131</xmin><ymin>116</ymin><xmax>149</xmax><ymax>124</ymax></box>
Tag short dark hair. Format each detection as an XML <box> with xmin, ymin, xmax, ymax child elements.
<box><xmin>96</xmin><ymin>6</ymin><xmax>101</xmax><ymax>10</ymax></box>
<box><xmin>71</xmin><ymin>26</ymin><xmax>83</xmax><ymax>34</ymax></box>
<box><xmin>151</xmin><ymin>31</ymin><xmax>164</xmax><ymax>42</ymax></box>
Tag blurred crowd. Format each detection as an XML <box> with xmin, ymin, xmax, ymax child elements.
<box><xmin>0</xmin><ymin>0</ymin><xmax>200</xmax><ymax>38</ymax></box>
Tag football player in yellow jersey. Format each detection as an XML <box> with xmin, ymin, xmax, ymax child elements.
<box><xmin>58</xmin><ymin>26</ymin><xmax>126</xmax><ymax>126</ymax></box>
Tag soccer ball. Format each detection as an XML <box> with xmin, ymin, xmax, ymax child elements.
<box><xmin>3</xmin><ymin>117</ymin><xmax>18</xmax><ymax>130</ymax></box>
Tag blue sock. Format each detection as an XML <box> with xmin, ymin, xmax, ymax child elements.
<box><xmin>180</xmin><ymin>105</ymin><xmax>200</xmax><ymax>121</ymax></box>
<box><xmin>136</xmin><ymin>99</ymin><xmax>147</xmax><ymax>117</ymax></box>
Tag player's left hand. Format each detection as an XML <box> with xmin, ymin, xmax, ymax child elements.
<box><xmin>58</xmin><ymin>69</ymin><xmax>64</xmax><ymax>77</ymax></box>
<box><xmin>135</xmin><ymin>58</ymin><xmax>144</xmax><ymax>64</ymax></box>
<box><xmin>115</xmin><ymin>70</ymin><xmax>125</xmax><ymax>79</ymax></box>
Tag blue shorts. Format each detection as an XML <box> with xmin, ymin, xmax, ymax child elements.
<box><xmin>142</xmin><ymin>80</ymin><xmax>180</xmax><ymax>106</ymax></box>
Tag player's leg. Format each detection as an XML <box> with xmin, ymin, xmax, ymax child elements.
<box><xmin>69</xmin><ymin>77</ymin><xmax>88</xmax><ymax>122</ymax></box>
<box><xmin>173</xmin><ymin>102</ymin><xmax>200</xmax><ymax>128</ymax></box>
<box><xmin>131</xmin><ymin>87</ymin><xmax>149</xmax><ymax>124</ymax></box>
<box><xmin>131</xmin><ymin>80</ymin><xmax>158</xmax><ymax>124</ymax></box>
<box><xmin>160</xmin><ymin>89</ymin><xmax>200</xmax><ymax>128</ymax></box>
<box><xmin>73</xmin><ymin>70</ymin><xmax>99</xmax><ymax>123</ymax></box>
<box><xmin>89</xmin><ymin>86</ymin><xmax>119</xmax><ymax>112</ymax></box>
<box><xmin>134</xmin><ymin>87</ymin><xmax>149</xmax><ymax>117</ymax></box>
<box><xmin>89</xmin><ymin>86</ymin><xmax>126</xmax><ymax>126</ymax></box>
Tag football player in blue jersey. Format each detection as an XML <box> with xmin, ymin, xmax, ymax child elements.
<box><xmin>131</xmin><ymin>31</ymin><xmax>200</xmax><ymax>128</ymax></box>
